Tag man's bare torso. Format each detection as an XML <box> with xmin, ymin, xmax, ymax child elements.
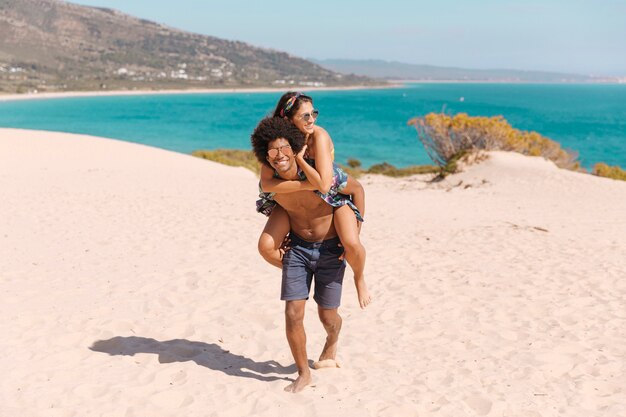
<box><xmin>273</xmin><ymin>191</ymin><xmax>336</xmax><ymax>242</ymax></box>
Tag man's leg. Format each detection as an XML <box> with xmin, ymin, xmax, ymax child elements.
<box><xmin>284</xmin><ymin>300</ymin><xmax>312</xmax><ymax>392</ymax></box>
<box><xmin>315</xmin><ymin>306</ymin><xmax>342</xmax><ymax>368</ymax></box>
<box><xmin>312</xmin><ymin>237</ymin><xmax>346</xmax><ymax>369</ymax></box>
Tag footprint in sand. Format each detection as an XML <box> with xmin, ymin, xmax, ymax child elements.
<box><xmin>150</xmin><ymin>391</ymin><xmax>193</xmax><ymax>409</ymax></box>
<box><xmin>185</xmin><ymin>276</ymin><xmax>199</xmax><ymax>290</ymax></box>
<box><xmin>463</xmin><ymin>394</ymin><xmax>493</xmax><ymax>416</ymax></box>
<box><xmin>159</xmin><ymin>296</ymin><xmax>174</xmax><ymax>308</ymax></box>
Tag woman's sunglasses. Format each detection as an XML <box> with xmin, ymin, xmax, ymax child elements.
<box><xmin>296</xmin><ymin>109</ymin><xmax>319</xmax><ymax>122</ymax></box>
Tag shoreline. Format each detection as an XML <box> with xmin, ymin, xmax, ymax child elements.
<box><xmin>1</xmin><ymin>80</ymin><xmax>621</xmax><ymax>102</ymax></box>
<box><xmin>0</xmin><ymin>83</ymin><xmax>402</xmax><ymax>102</ymax></box>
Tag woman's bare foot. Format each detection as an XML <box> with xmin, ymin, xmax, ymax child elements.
<box><xmin>284</xmin><ymin>371</ymin><xmax>312</xmax><ymax>393</ymax></box>
<box><xmin>355</xmin><ymin>276</ymin><xmax>371</xmax><ymax>309</ymax></box>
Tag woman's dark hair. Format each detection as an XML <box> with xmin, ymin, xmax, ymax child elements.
<box><xmin>272</xmin><ymin>91</ymin><xmax>313</xmax><ymax>119</ymax></box>
<box><xmin>251</xmin><ymin>117</ymin><xmax>306</xmax><ymax>167</ymax></box>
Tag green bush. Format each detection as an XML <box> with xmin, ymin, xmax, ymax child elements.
<box><xmin>337</xmin><ymin>164</ymin><xmax>364</xmax><ymax>179</ymax></box>
<box><xmin>593</xmin><ymin>163</ymin><xmax>626</xmax><ymax>181</ymax></box>
<box><xmin>193</xmin><ymin>149</ymin><xmax>438</xmax><ymax>179</ymax></box>
<box><xmin>367</xmin><ymin>162</ymin><xmax>439</xmax><ymax>177</ymax></box>
<box><xmin>192</xmin><ymin>149</ymin><xmax>260</xmax><ymax>174</ymax></box>
<box><xmin>408</xmin><ymin>112</ymin><xmax>580</xmax><ymax>173</ymax></box>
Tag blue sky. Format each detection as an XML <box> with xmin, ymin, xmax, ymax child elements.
<box><xmin>69</xmin><ymin>0</ymin><xmax>626</xmax><ymax>76</ymax></box>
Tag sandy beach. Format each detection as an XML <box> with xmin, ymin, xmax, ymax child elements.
<box><xmin>1</xmin><ymin>128</ymin><xmax>625</xmax><ymax>417</ymax></box>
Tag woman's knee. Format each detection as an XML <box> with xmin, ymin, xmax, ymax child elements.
<box><xmin>341</xmin><ymin>238</ymin><xmax>365</xmax><ymax>254</ymax></box>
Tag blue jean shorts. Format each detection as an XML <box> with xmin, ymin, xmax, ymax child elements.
<box><xmin>281</xmin><ymin>232</ymin><xmax>346</xmax><ymax>309</ymax></box>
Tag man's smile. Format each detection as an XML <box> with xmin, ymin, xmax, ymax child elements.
<box><xmin>272</xmin><ymin>156</ymin><xmax>290</xmax><ymax>170</ymax></box>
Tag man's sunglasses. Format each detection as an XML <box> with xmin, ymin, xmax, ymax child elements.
<box><xmin>267</xmin><ymin>145</ymin><xmax>293</xmax><ymax>159</ymax></box>
<box><xmin>296</xmin><ymin>109</ymin><xmax>319</xmax><ymax>122</ymax></box>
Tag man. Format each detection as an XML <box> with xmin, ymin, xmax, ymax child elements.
<box><xmin>251</xmin><ymin>117</ymin><xmax>365</xmax><ymax>393</ymax></box>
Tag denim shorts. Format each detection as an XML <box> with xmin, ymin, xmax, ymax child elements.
<box><xmin>281</xmin><ymin>232</ymin><xmax>346</xmax><ymax>309</ymax></box>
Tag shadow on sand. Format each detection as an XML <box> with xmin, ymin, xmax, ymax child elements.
<box><xmin>90</xmin><ymin>336</ymin><xmax>299</xmax><ymax>382</ymax></box>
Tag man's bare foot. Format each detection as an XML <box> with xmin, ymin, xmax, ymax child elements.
<box><xmin>313</xmin><ymin>358</ymin><xmax>341</xmax><ymax>369</ymax></box>
<box><xmin>284</xmin><ymin>371</ymin><xmax>312</xmax><ymax>393</ymax></box>
<box><xmin>316</xmin><ymin>332</ymin><xmax>339</xmax><ymax>367</ymax></box>
<box><xmin>355</xmin><ymin>276</ymin><xmax>372</xmax><ymax>309</ymax></box>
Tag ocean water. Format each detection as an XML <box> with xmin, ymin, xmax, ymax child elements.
<box><xmin>0</xmin><ymin>83</ymin><xmax>625</xmax><ymax>169</ymax></box>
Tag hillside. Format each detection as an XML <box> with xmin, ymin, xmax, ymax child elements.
<box><xmin>313</xmin><ymin>59</ymin><xmax>598</xmax><ymax>83</ymax></box>
<box><xmin>0</xmin><ymin>0</ymin><xmax>372</xmax><ymax>93</ymax></box>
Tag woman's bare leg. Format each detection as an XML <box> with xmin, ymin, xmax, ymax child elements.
<box><xmin>258</xmin><ymin>206</ymin><xmax>291</xmax><ymax>269</ymax></box>
<box><xmin>333</xmin><ymin>205</ymin><xmax>371</xmax><ymax>308</ymax></box>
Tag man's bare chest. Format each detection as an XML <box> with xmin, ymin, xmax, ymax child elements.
<box><xmin>274</xmin><ymin>191</ymin><xmax>329</xmax><ymax>214</ymax></box>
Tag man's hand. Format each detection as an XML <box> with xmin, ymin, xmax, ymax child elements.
<box><xmin>278</xmin><ymin>235</ymin><xmax>292</xmax><ymax>259</ymax></box>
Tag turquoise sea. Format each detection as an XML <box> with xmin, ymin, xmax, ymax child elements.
<box><xmin>1</xmin><ymin>83</ymin><xmax>625</xmax><ymax>169</ymax></box>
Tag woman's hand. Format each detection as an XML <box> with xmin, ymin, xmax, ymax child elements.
<box><xmin>296</xmin><ymin>144</ymin><xmax>308</xmax><ymax>163</ymax></box>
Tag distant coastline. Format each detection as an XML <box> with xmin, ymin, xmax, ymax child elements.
<box><xmin>313</xmin><ymin>59</ymin><xmax>626</xmax><ymax>84</ymax></box>
<box><xmin>0</xmin><ymin>83</ymin><xmax>401</xmax><ymax>102</ymax></box>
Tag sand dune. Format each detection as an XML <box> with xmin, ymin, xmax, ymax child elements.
<box><xmin>1</xmin><ymin>128</ymin><xmax>624</xmax><ymax>417</ymax></box>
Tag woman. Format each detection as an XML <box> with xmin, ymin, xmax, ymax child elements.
<box><xmin>256</xmin><ymin>92</ymin><xmax>371</xmax><ymax>309</ymax></box>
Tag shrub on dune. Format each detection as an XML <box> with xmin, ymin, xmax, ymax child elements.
<box><xmin>192</xmin><ymin>149</ymin><xmax>260</xmax><ymax>174</ymax></box>
<box><xmin>593</xmin><ymin>163</ymin><xmax>626</xmax><ymax>181</ymax></box>
<box><xmin>408</xmin><ymin>113</ymin><xmax>580</xmax><ymax>174</ymax></box>
<box><xmin>194</xmin><ymin>150</ymin><xmax>438</xmax><ymax>179</ymax></box>
<box><xmin>338</xmin><ymin>159</ymin><xmax>438</xmax><ymax>178</ymax></box>
<box><xmin>366</xmin><ymin>162</ymin><xmax>439</xmax><ymax>177</ymax></box>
